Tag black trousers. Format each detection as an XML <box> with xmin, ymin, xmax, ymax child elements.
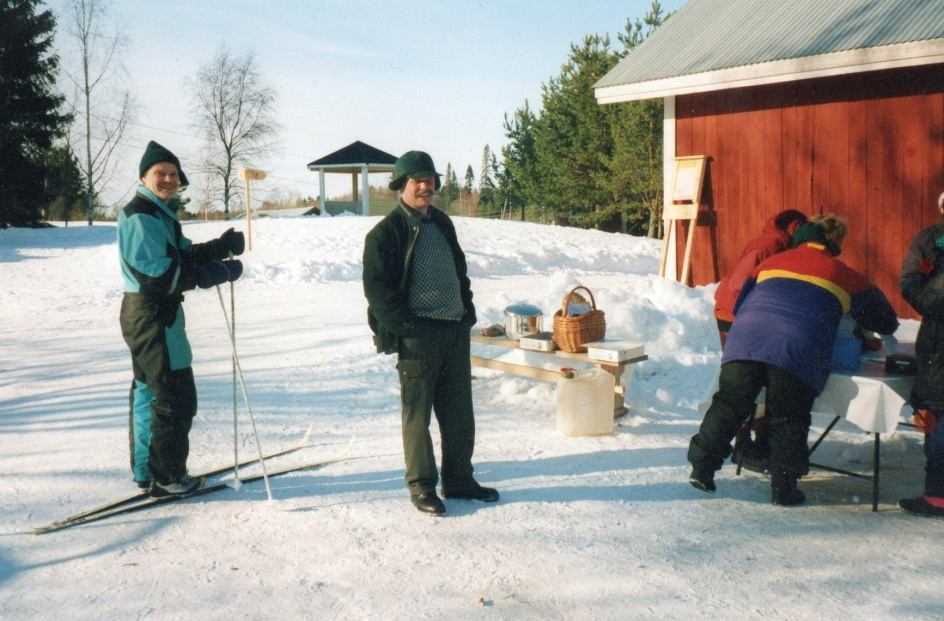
<box><xmin>120</xmin><ymin>294</ymin><xmax>197</xmax><ymax>484</ymax></box>
<box><xmin>689</xmin><ymin>361</ymin><xmax>817</xmax><ymax>478</ymax></box>
<box><xmin>396</xmin><ymin>321</ymin><xmax>475</xmax><ymax>494</ymax></box>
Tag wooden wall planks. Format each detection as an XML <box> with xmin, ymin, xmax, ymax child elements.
<box><xmin>674</xmin><ymin>64</ymin><xmax>944</xmax><ymax>319</ymax></box>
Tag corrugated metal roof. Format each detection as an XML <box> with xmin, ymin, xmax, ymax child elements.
<box><xmin>596</xmin><ymin>0</ymin><xmax>944</xmax><ymax>89</ymax></box>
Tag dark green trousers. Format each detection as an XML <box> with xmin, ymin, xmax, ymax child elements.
<box><xmin>396</xmin><ymin>321</ymin><xmax>475</xmax><ymax>494</ymax></box>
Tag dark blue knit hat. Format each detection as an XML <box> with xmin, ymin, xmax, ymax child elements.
<box><xmin>139</xmin><ymin>140</ymin><xmax>189</xmax><ymax>186</ymax></box>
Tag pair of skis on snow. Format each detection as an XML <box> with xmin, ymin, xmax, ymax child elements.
<box><xmin>31</xmin><ymin>431</ymin><xmax>354</xmax><ymax>535</ymax></box>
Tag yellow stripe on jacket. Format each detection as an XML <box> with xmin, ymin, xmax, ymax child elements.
<box><xmin>755</xmin><ymin>268</ymin><xmax>851</xmax><ymax>313</ymax></box>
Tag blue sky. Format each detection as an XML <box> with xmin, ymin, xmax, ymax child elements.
<box><xmin>51</xmin><ymin>0</ymin><xmax>686</xmax><ymax>208</ymax></box>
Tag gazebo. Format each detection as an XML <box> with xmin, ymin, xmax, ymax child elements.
<box><xmin>306</xmin><ymin>141</ymin><xmax>398</xmax><ymax>216</ymax></box>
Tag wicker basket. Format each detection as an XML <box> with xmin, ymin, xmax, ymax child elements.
<box><xmin>552</xmin><ymin>286</ymin><xmax>606</xmax><ymax>353</ymax></box>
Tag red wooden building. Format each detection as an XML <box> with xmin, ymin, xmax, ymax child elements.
<box><xmin>595</xmin><ymin>0</ymin><xmax>944</xmax><ymax>319</ymax></box>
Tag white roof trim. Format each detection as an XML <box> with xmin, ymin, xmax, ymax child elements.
<box><xmin>596</xmin><ymin>39</ymin><xmax>944</xmax><ymax>104</ymax></box>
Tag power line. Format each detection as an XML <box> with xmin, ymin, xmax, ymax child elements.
<box><xmin>72</xmin><ymin>123</ymin><xmax>334</xmax><ymax>193</ymax></box>
<box><xmin>83</xmin><ymin>110</ymin><xmax>327</xmax><ymax>162</ymax></box>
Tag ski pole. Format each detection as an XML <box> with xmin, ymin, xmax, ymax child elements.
<box><xmin>231</xmin><ymin>280</ymin><xmax>239</xmax><ymax>484</ymax></box>
<box><xmin>216</xmin><ymin>285</ymin><xmax>274</xmax><ymax>501</ymax></box>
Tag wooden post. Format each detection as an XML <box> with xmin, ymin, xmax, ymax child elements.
<box><xmin>238</xmin><ymin>168</ymin><xmax>267</xmax><ymax>251</ymax></box>
<box><xmin>244</xmin><ymin>176</ymin><xmax>252</xmax><ymax>251</ymax></box>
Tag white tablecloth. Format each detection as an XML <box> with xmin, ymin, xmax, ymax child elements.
<box><xmin>698</xmin><ymin>351</ymin><xmax>915</xmax><ymax>434</ymax></box>
<box><xmin>811</xmin><ymin>357</ymin><xmax>913</xmax><ymax>433</ymax></box>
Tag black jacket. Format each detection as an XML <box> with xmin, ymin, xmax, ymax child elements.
<box><xmin>362</xmin><ymin>203</ymin><xmax>476</xmax><ymax>354</ymax></box>
<box><xmin>900</xmin><ymin>221</ymin><xmax>944</xmax><ymax>410</ymax></box>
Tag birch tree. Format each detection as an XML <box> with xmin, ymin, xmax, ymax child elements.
<box><xmin>188</xmin><ymin>46</ymin><xmax>279</xmax><ymax>219</ymax></box>
<box><xmin>61</xmin><ymin>0</ymin><xmax>134</xmax><ymax>225</ymax></box>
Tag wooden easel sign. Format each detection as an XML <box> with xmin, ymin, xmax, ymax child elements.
<box><xmin>659</xmin><ymin>155</ymin><xmax>706</xmax><ymax>283</ymax></box>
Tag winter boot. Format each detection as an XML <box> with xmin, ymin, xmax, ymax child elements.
<box><xmin>731</xmin><ymin>435</ymin><xmax>770</xmax><ymax>474</ymax></box>
<box><xmin>442</xmin><ymin>480</ymin><xmax>500</xmax><ymax>502</ymax></box>
<box><xmin>899</xmin><ymin>495</ymin><xmax>944</xmax><ymax>518</ymax></box>
<box><xmin>149</xmin><ymin>473</ymin><xmax>204</xmax><ymax>499</ymax></box>
<box><xmin>411</xmin><ymin>491</ymin><xmax>446</xmax><ymax>515</ymax></box>
<box><xmin>689</xmin><ymin>466</ymin><xmax>716</xmax><ymax>493</ymax></box>
<box><xmin>771</xmin><ymin>472</ymin><xmax>805</xmax><ymax>506</ymax></box>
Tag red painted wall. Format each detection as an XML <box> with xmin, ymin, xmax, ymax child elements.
<box><xmin>674</xmin><ymin>64</ymin><xmax>944</xmax><ymax>319</ymax></box>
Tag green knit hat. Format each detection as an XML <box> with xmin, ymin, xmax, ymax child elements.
<box><xmin>792</xmin><ymin>221</ymin><xmax>841</xmax><ymax>256</ymax></box>
<box><xmin>388</xmin><ymin>150</ymin><xmax>441</xmax><ymax>191</ymax></box>
<box><xmin>138</xmin><ymin>140</ymin><xmax>189</xmax><ymax>187</ymax></box>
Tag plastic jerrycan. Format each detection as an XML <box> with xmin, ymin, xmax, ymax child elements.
<box><xmin>556</xmin><ymin>368</ymin><xmax>615</xmax><ymax>436</ymax></box>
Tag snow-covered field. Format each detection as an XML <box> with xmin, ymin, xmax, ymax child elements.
<box><xmin>1</xmin><ymin>215</ymin><xmax>941</xmax><ymax>620</ymax></box>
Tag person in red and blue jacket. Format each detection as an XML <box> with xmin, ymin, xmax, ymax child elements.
<box><xmin>689</xmin><ymin>214</ymin><xmax>898</xmax><ymax>506</ymax></box>
<box><xmin>898</xmin><ymin>192</ymin><xmax>944</xmax><ymax>518</ymax></box>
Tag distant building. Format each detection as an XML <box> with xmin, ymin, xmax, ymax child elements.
<box><xmin>233</xmin><ymin>205</ymin><xmax>319</xmax><ymax>220</ymax></box>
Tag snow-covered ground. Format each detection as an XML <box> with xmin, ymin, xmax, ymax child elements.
<box><xmin>1</xmin><ymin>216</ymin><xmax>941</xmax><ymax>620</ymax></box>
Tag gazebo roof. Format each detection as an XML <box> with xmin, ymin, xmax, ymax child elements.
<box><xmin>306</xmin><ymin>140</ymin><xmax>397</xmax><ymax>174</ymax></box>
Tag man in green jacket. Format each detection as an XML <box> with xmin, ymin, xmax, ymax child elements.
<box><xmin>362</xmin><ymin>150</ymin><xmax>499</xmax><ymax>515</ymax></box>
<box><xmin>118</xmin><ymin>141</ymin><xmax>244</xmax><ymax>497</ymax></box>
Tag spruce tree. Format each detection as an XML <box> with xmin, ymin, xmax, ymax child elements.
<box><xmin>533</xmin><ymin>34</ymin><xmax>619</xmax><ymax>229</ymax></box>
<box><xmin>500</xmin><ymin>101</ymin><xmax>539</xmax><ymax>220</ymax></box>
<box><xmin>440</xmin><ymin>162</ymin><xmax>459</xmax><ymax>207</ymax></box>
<box><xmin>498</xmin><ymin>1</ymin><xmax>669</xmax><ymax>233</ymax></box>
<box><xmin>478</xmin><ymin>145</ymin><xmax>496</xmax><ymax>211</ymax></box>
<box><xmin>0</xmin><ymin>0</ymin><xmax>69</xmax><ymax>227</ymax></box>
<box><xmin>463</xmin><ymin>166</ymin><xmax>475</xmax><ymax>195</ymax></box>
<box><xmin>607</xmin><ymin>0</ymin><xmax>668</xmax><ymax>236</ymax></box>
<box><xmin>44</xmin><ymin>143</ymin><xmax>84</xmax><ymax>225</ymax></box>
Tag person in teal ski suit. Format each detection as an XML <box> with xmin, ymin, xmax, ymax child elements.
<box><xmin>118</xmin><ymin>141</ymin><xmax>244</xmax><ymax>496</ymax></box>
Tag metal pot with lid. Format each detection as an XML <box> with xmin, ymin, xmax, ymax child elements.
<box><xmin>503</xmin><ymin>303</ymin><xmax>543</xmax><ymax>340</ymax></box>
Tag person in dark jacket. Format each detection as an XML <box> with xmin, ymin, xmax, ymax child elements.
<box><xmin>362</xmin><ymin>150</ymin><xmax>498</xmax><ymax>515</ymax></box>
<box><xmin>898</xmin><ymin>192</ymin><xmax>944</xmax><ymax>518</ymax></box>
<box><xmin>689</xmin><ymin>214</ymin><xmax>899</xmax><ymax>506</ymax></box>
<box><xmin>119</xmin><ymin>141</ymin><xmax>245</xmax><ymax>497</ymax></box>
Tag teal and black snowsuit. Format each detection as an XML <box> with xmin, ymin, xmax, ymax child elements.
<box><xmin>118</xmin><ymin>187</ymin><xmax>229</xmax><ymax>486</ymax></box>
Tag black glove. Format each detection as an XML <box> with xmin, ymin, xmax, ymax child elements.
<box><xmin>193</xmin><ymin>259</ymin><xmax>243</xmax><ymax>289</ymax></box>
<box><xmin>218</xmin><ymin>227</ymin><xmax>245</xmax><ymax>257</ymax></box>
<box><xmin>221</xmin><ymin>259</ymin><xmax>243</xmax><ymax>281</ymax></box>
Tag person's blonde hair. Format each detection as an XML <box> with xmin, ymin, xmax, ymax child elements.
<box><xmin>807</xmin><ymin>213</ymin><xmax>848</xmax><ymax>243</ymax></box>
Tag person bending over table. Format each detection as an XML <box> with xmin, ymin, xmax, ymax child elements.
<box><xmin>713</xmin><ymin>209</ymin><xmax>808</xmax><ymax>473</ymax></box>
<box><xmin>898</xmin><ymin>191</ymin><xmax>944</xmax><ymax>518</ymax></box>
<box><xmin>689</xmin><ymin>214</ymin><xmax>899</xmax><ymax>506</ymax></box>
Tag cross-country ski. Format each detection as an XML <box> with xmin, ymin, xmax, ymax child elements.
<box><xmin>31</xmin><ymin>454</ymin><xmax>355</xmax><ymax>534</ymax></box>
<box><xmin>31</xmin><ymin>427</ymin><xmax>319</xmax><ymax>533</ymax></box>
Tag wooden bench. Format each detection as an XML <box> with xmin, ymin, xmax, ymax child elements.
<box><xmin>469</xmin><ymin>334</ymin><xmax>648</xmax><ymax>417</ymax></box>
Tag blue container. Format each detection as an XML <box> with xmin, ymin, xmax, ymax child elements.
<box><xmin>831</xmin><ymin>337</ymin><xmax>862</xmax><ymax>371</ymax></box>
